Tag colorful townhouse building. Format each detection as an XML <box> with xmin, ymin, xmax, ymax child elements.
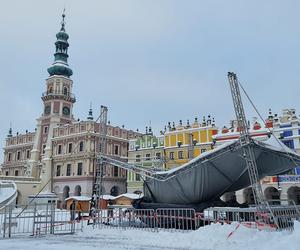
<box><xmin>213</xmin><ymin>108</ymin><xmax>300</xmax><ymax>205</ymax></box>
<box><xmin>127</xmin><ymin>117</ymin><xmax>218</xmax><ymax>194</ymax></box>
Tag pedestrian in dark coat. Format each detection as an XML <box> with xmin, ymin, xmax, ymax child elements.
<box><xmin>70</xmin><ymin>201</ymin><xmax>76</xmax><ymax>221</ymax></box>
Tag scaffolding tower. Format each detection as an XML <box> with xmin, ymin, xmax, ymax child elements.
<box><xmin>228</xmin><ymin>72</ymin><xmax>267</xmax><ymax>213</ymax></box>
<box><xmin>94</xmin><ymin>105</ymin><xmax>108</xmax><ymax>208</ymax></box>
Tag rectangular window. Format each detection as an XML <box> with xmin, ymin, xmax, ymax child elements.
<box><xmin>136</xmin><ymin>173</ymin><xmax>141</xmax><ymax>181</ymax></box>
<box><xmin>79</xmin><ymin>141</ymin><xmax>84</xmax><ymax>152</ymax></box>
<box><xmin>17</xmin><ymin>151</ymin><xmax>21</xmax><ymax>161</ymax></box>
<box><xmin>42</xmin><ymin>145</ymin><xmax>46</xmax><ymax>154</ymax></box>
<box><xmin>283</xmin><ymin>130</ymin><xmax>293</xmax><ymax>137</ymax></box>
<box><xmin>145</xmin><ymin>153</ymin><xmax>151</xmax><ymax>161</ymax></box>
<box><xmin>56</xmin><ymin>165</ymin><xmax>61</xmax><ymax>176</ymax></box>
<box><xmin>58</xmin><ymin>145</ymin><xmax>62</xmax><ymax>154</ymax></box>
<box><xmin>77</xmin><ymin>162</ymin><xmax>82</xmax><ymax>175</ymax></box>
<box><xmin>178</xmin><ymin>151</ymin><xmax>183</xmax><ymax>159</ymax></box>
<box><xmin>155</xmin><ymin>152</ymin><xmax>161</xmax><ymax>159</ymax></box>
<box><xmin>5</xmin><ymin>171</ymin><xmax>9</xmax><ymax>176</ymax></box>
<box><xmin>114</xmin><ymin>145</ymin><xmax>119</xmax><ymax>155</ymax></box>
<box><xmin>44</xmin><ymin>126</ymin><xmax>48</xmax><ymax>134</ymax></box>
<box><xmin>136</xmin><ymin>155</ymin><xmax>141</xmax><ymax>162</ymax></box>
<box><xmin>26</xmin><ymin>150</ymin><xmax>30</xmax><ymax>159</ymax></box>
<box><xmin>68</xmin><ymin>143</ymin><xmax>73</xmax><ymax>153</ymax></box>
<box><xmin>15</xmin><ymin>170</ymin><xmax>19</xmax><ymax>176</ymax></box>
<box><xmin>113</xmin><ymin>166</ymin><xmax>118</xmax><ymax>177</ymax></box>
<box><xmin>283</xmin><ymin>140</ymin><xmax>294</xmax><ymax>149</ymax></box>
<box><xmin>66</xmin><ymin>164</ymin><xmax>71</xmax><ymax>176</ymax></box>
<box><xmin>169</xmin><ymin>152</ymin><xmax>174</xmax><ymax>160</ymax></box>
<box><xmin>8</xmin><ymin>153</ymin><xmax>11</xmax><ymax>162</ymax></box>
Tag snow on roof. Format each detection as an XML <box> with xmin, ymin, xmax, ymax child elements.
<box><xmin>115</xmin><ymin>193</ymin><xmax>143</xmax><ymax>200</ymax></box>
<box><xmin>0</xmin><ymin>181</ymin><xmax>17</xmax><ymax>206</ymax></box>
<box><xmin>100</xmin><ymin>193</ymin><xmax>143</xmax><ymax>201</ymax></box>
<box><xmin>100</xmin><ymin>195</ymin><xmax>116</xmax><ymax>200</ymax></box>
<box><xmin>261</xmin><ymin>134</ymin><xmax>297</xmax><ymax>155</ymax></box>
<box><xmin>65</xmin><ymin>196</ymin><xmax>91</xmax><ymax>201</ymax></box>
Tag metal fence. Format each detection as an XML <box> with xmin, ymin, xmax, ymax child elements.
<box><xmin>92</xmin><ymin>208</ymin><xmax>199</xmax><ymax>232</ymax></box>
<box><xmin>203</xmin><ymin>200</ymin><xmax>300</xmax><ymax>231</ymax></box>
<box><xmin>0</xmin><ymin>203</ymin><xmax>83</xmax><ymax>238</ymax></box>
<box><xmin>1</xmin><ymin>201</ymin><xmax>299</xmax><ymax>239</ymax></box>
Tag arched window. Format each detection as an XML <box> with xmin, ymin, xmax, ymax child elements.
<box><xmin>287</xmin><ymin>186</ymin><xmax>300</xmax><ymax>205</ymax></box>
<box><xmin>74</xmin><ymin>185</ymin><xmax>81</xmax><ymax>196</ymax></box>
<box><xmin>62</xmin><ymin>186</ymin><xmax>70</xmax><ymax>209</ymax></box>
<box><xmin>110</xmin><ymin>186</ymin><xmax>119</xmax><ymax>196</ymax></box>
<box><xmin>264</xmin><ymin>187</ymin><xmax>280</xmax><ymax>205</ymax></box>
<box><xmin>49</xmin><ymin>87</ymin><xmax>53</xmax><ymax>94</ymax></box>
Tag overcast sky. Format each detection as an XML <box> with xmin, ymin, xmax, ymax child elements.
<box><xmin>1</xmin><ymin>0</ymin><xmax>300</xmax><ymax>162</ymax></box>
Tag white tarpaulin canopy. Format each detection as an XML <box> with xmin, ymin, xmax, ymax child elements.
<box><xmin>143</xmin><ymin>137</ymin><xmax>300</xmax><ymax>206</ymax></box>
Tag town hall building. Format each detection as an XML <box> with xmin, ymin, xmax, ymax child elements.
<box><xmin>0</xmin><ymin>13</ymin><xmax>140</xmax><ymax>207</ymax></box>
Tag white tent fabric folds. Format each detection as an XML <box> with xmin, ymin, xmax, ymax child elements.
<box><xmin>143</xmin><ymin>137</ymin><xmax>300</xmax><ymax>205</ymax></box>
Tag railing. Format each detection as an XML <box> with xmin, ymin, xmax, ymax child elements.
<box><xmin>203</xmin><ymin>200</ymin><xmax>300</xmax><ymax>231</ymax></box>
<box><xmin>41</xmin><ymin>91</ymin><xmax>76</xmax><ymax>101</ymax></box>
<box><xmin>0</xmin><ymin>206</ymin><xmax>200</xmax><ymax>238</ymax></box>
<box><xmin>2</xmin><ymin>202</ymin><xmax>299</xmax><ymax>239</ymax></box>
<box><xmin>88</xmin><ymin>208</ymin><xmax>199</xmax><ymax>232</ymax></box>
<box><xmin>0</xmin><ymin>203</ymin><xmax>83</xmax><ymax>238</ymax></box>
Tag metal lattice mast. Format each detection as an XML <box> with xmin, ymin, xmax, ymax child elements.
<box><xmin>95</xmin><ymin>105</ymin><xmax>108</xmax><ymax>208</ymax></box>
<box><xmin>227</xmin><ymin>72</ymin><xmax>266</xmax><ymax>212</ymax></box>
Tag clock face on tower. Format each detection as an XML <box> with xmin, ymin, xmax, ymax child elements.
<box><xmin>44</xmin><ymin>105</ymin><xmax>51</xmax><ymax>115</ymax></box>
<box><xmin>62</xmin><ymin>106</ymin><xmax>70</xmax><ymax>116</ymax></box>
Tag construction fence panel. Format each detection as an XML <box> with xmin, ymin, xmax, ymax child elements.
<box><xmin>156</xmin><ymin>208</ymin><xmax>197</xmax><ymax>232</ymax></box>
<box><xmin>93</xmin><ymin>208</ymin><xmax>157</xmax><ymax>231</ymax></box>
<box><xmin>0</xmin><ymin>203</ymin><xmax>83</xmax><ymax>238</ymax></box>
<box><xmin>91</xmin><ymin>208</ymin><xmax>199</xmax><ymax>232</ymax></box>
<box><xmin>203</xmin><ymin>201</ymin><xmax>300</xmax><ymax>231</ymax></box>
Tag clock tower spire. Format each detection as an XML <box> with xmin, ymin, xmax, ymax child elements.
<box><xmin>27</xmin><ymin>10</ymin><xmax>76</xmax><ymax>192</ymax></box>
<box><xmin>42</xmin><ymin>10</ymin><xmax>75</xmax><ymax>119</ymax></box>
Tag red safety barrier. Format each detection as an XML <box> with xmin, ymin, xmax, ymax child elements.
<box><xmin>227</xmin><ymin>223</ymin><xmax>240</xmax><ymax>239</ymax></box>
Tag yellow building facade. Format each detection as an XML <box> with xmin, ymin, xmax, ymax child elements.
<box><xmin>164</xmin><ymin>118</ymin><xmax>218</xmax><ymax>168</ymax></box>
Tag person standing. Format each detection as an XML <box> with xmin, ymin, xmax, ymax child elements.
<box><xmin>70</xmin><ymin>200</ymin><xmax>76</xmax><ymax>221</ymax></box>
<box><xmin>76</xmin><ymin>202</ymin><xmax>82</xmax><ymax>221</ymax></box>
<box><xmin>88</xmin><ymin>198</ymin><xmax>96</xmax><ymax>225</ymax></box>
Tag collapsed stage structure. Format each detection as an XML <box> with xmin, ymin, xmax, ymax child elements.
<box><xmin>101</xmin><ymin>135</ymin><xmax>300</xmax><ymax>210</ymax></box>
<box><xmin>140</xmin><ymin>136</ymin><xmax>300</xmax><ymax>208</ymax></box>
<box><xmin>98</xmin><ymin>72</ymin><xmax>300</xmax><ymax>211</ymax></box>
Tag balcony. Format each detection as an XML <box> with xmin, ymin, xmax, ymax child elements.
<box><xmin>41</xmin><ymin>90</ymin><xmax>76</xmax><ymax>103</ymax></box>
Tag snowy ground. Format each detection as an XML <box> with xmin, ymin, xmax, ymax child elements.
<box><xmin>1</xmin><ymin>222</ymin><xmax>299</xmax><ymax>250</ymax></box>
